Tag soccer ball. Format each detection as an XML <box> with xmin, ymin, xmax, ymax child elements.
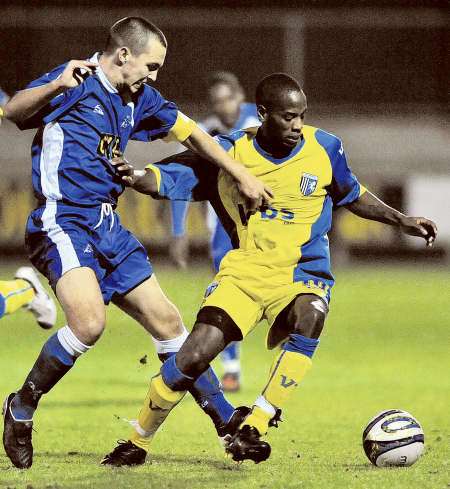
<box><xmin>362</xmin><ymin>409</ymin><xmax>424</xmax><ymax>467</ymax></box>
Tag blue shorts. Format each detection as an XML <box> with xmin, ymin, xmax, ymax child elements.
<box><xmin>25</xmin><ymin>202</ymin><xmax>153</xmax><ymax>304</ymax></box>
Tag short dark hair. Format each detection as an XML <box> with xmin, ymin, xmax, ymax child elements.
<box><xmin>105</xmin><ymin>17</ymin><xmax>167</xmax><ymax>55</ymax></box>
<box><xmin>255</xmin><ymin>73</ymin><xmax>303</xmax><ymax>110</ymax></box>
<box><xmin>207</xmin><ymin>71</ymin><xmax>243</xmax><ymax>93</ymax></box>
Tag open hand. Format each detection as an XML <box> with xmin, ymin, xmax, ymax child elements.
<box><xmin>400</xmin><ymin>216</ymin><xmax>437</xmax><ymax>247</ymax></box>
<box><xmin>236</xmin><ymin>172</ymin><xmax>273</xmax><ymax>213</ymax></box>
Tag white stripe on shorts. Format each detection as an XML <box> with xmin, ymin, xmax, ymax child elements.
<box><xmin>41</xmin><ymin>201</ymin><xmax>80</xmax><ymax>276</ymax></box>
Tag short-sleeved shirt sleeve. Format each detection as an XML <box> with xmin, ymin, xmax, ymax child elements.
<box><xmin>212</xmin><ymin>133</ymin><xmax>238</xmax><ymax>158</ymax></box>
<box><xmin>146</xmin><ymin>150</ymin><xmax>218</xmax><ymax>201</ymax></box>
<box><xmin>132</xmin><ymin>87</ymin><xmax>196</xmax><ymax>143</ymax></box>
<box><xmin>315</xmin><ymin>129</ymin><xmax>366</xmax><ymax>207</ymax></box>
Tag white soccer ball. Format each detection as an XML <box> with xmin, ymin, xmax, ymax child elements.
<box><xmin>362</xmin><ymin>409</ymin><xmax>424</xmax><ymax>467</ymax></box>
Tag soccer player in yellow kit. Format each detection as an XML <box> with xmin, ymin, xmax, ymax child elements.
<box><xmin>102</xmin><ymin>73</ymin><xmax>437</xmax><ymax>465</ymax></box>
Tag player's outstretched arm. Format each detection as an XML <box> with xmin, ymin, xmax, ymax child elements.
<box><xmin>4</xmin><ymin>60</ymin><xmax>97</xmax><ymax>124</ymax></box>
<box><xmin>346</xmin><ymin>190</ymin><xmax>437</xmax><ymax>247</ymax></box>
<box><xmin>182</xmin><ymin>125</ymin><xmax>273</xmax><ymax>211</ymax></box>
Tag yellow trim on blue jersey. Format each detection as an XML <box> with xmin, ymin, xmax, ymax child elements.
<box><xmin>165</xmin><ymin>111</ymin><xmax>197</xmax><ymax>143</ymax></box>
<box><xmin>144</xmin><ymin>163</ymin><xmax>162</xmax><ymax>193</ymax></box>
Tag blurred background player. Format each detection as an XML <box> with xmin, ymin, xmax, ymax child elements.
<box><xmin>0</xmin><ymin>267</ymin><xmax>56</xmax><ymax>329</ymax></box>
<box><xmin>170</xmin><ymin>72</ymin><xmax>260</xmax><ymax>391</ymax></box>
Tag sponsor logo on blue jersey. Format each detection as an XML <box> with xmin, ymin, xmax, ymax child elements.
<box><xmin>97</xmin><ymin>133</ymin><xmax>121</xmax><ymax>160</ymax></box>
<box><xmin>93</xmin><ymin>104</ymin><xmax>104</xmax><ymax>116</ymax></box>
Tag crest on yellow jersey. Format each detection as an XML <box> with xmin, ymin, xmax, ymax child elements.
<box><xmin>300</xmin><ymin>172</ymin><xmax>318</xmax><ymax>196</ymax></box>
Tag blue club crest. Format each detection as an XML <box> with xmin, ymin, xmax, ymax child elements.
<box><xmin>300</xmin><ymin>172</ymin><xmax>318</xmax><ymax>196</ymax></box>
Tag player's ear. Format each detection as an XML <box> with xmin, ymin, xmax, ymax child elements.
<box><xmin>257</xmin><ymin>105</ymin><xmax>267</xmax><ymax>122</ymax></box>
<box><xmin>117</xmin><ymin>47</ymin><xmax>131</xmax><ymax>66</ymax></box>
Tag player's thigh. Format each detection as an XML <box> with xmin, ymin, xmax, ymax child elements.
<box><xmin>114</xmin><ymin>274</ymin><xmax>183</xmax><ymax>340</ymax></box>
<box><xmin>56</xmin><ymin>267</ymin><xmax>106</xmax><ymax>345</ymax></box>
<box><xmin>201</xmin><ymin>278</ymin><xmax>262</xmax><ymax>339</ymax></box>
<box><xmin>267</xmin><ymin>292</ymin><xmax>328</xmax><ymax>349</ymax></box>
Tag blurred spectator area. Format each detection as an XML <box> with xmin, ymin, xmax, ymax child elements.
<box><xmin>0</xmin><ymin>4</ymin><xmax>448</xmax><ymax>254</ymax></box>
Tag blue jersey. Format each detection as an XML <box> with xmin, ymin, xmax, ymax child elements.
<box><xmin>21</xmin><ymin>53</ymin><xmax>196</xmax><ymax>207</ymax></box>
<box><xmin>199</xmin><ymin>102</ymin><xmax>259</xmax><ymax>136</ymax></box>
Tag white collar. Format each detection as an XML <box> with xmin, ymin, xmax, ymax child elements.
<box><xmin>89</xmin><ymin>52</ymin><xmax>118</xmax><ymax>94</ymax></box>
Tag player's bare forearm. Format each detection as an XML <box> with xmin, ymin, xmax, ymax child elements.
<box><xmin>183</xmin><ymin>126</ymin><xmax>273</xmax><ymax>209</ymax></box>
<box><xmin>346</xmin><ymin>190</ymin><xmax>437</xmax><ymax>246</ymax></box>
<box><xmin>183</xmin><ymin>127</ymin><xmax>246</xmax><ymax>182</ymax></box>
<box><xmin>346</xmin><ymin>190</ymin><xmax>404</xmax><ymax>225</ymax></box>
<box><xmin>4</xmin><ymin>82</ymin><xmax>64</xmax><ymax>124</ymax></box>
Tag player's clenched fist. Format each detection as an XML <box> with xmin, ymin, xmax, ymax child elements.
<box><xmin>110</xmin><ymin>156</ymin><xmax>146</xmax><ymax>187</ymax></box>
<box><xmin>54</xmin><ymin>60</ymin><xmax>98</xmax><ymax>90</ymax></box>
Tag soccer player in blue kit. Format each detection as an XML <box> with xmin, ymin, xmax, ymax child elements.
<box><xmin>1</xmin><ymin>17</ymin><xmax>272</xmax><ymax>469</ymax></box>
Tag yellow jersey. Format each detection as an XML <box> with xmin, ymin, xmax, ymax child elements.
<box><xmin>150</xmin><ymin>124</ymin><xmax>366</xmax><ymax>303</ymax></box>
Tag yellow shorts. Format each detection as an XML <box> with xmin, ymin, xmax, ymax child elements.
<box><xmin>201</xmin><ymin>265</ymin><xmax>330</xmax><ymax>348</ymax></box>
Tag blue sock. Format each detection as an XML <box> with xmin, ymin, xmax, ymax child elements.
<box><xmin>171</xmin><ymin>201</ymin><xmax>189</xmax><ymax>237</ymax></box>
<box><xmin>221</xmin><ymin>342</ymin><xmax>239</xmax><ymax>362</ymax></box>
<box><xmin>160</xmin><ymin>353</ymin><xmax>235</xmax><ymax>429</ymax></box>
<box><xmin>11</xmin><ymin>333</ymin><xmax>77</xmax><ymax>420</ymax></box>
<box><xmin>282</xmin><ymin>333</ymin><xmax>320</xmax><ymax>358</ymax></box>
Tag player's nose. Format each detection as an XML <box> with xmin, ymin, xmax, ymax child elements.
<box><xmin>147</xmin><ymin>71</ymin><xmax>158</xmax><ymax>83</ymax></box>
<box><xmin>291</xmin><ymin>118</ymin><xmax>303</xmax><ymax>132</ymax></box>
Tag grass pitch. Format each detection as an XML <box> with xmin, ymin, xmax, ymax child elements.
<box><xmin>0</xmin><ymin>262</ymin><xmax>448</xmax><ymax>489</ymax></box>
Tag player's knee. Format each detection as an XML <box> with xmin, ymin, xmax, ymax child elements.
<box><xmin>289</xmin><ymin>296</ymin><xmax>327</xmax><ymax>339</ymax></box>
<box><xmin>176</xmin><ymin>321</ymin><xmax>224</xmax><ymax>377</ymax></box>
<box><xmin>185</xmin><ymin>349</ymin><xmax>210</xmax><ymax>375</ymax></box>
<box><xmin>294</xmin><ymin>309</ymin><xmax>325</xmax><ymax>339</ymax></box>
<box><xmin>177</xmin><ymin>346</ymin><xmax>210</xmax><ymax>378</ymax></box>
<box><xmin>71</xmin><ymin>311</ymin><xmax>105</xmax><ymax>345</ymax></box>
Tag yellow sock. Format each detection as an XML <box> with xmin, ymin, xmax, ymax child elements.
<box><xmin>243</xmin><ymin>406</ymin><xmax>273</xmax><ymax>436</ymax></box>
<box><xmin>130</xmin><ymin>374</ymin><xmax>186</xmax><ymax>451</ymax></box>
<box><xmin>0</xmin><ymin>279</ymin><xmax>35</xmax><ymax>317</ymax></box>
<box><xmin>244</xmin><ymin>350</ymin><xmax>312</xmax><ymax>435</ymax></box>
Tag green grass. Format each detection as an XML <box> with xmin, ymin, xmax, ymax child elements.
<box><xmin>0</xmin><ymin>263</ymin><xmax>449</xmax><ymax>489</ymax></box>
